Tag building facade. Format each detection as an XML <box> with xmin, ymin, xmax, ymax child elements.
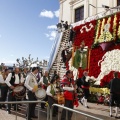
<box><xmin>59</xmin><ymin>0</ymin><xmax>120</xmax><ymax>24</ymax></box>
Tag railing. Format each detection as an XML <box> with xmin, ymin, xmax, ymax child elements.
<box><xmin>50</xmin><ymin>104</ymin><xmax>103</xmax><ymax>120</ymax></box>
<box><xmin>0</xmin><ymin>100</ymin><xmax>49</xmax><ymax>120</ymax></box>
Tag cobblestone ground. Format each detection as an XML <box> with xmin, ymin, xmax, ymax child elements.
<box><xmin>0</xmin><ymin>102</ymin><xmax>120</xmax><ymax>120</ymax></box>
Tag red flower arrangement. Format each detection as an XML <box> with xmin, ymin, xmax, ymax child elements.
<box><xmin>74</xmin><ymin>20</ymin><xmax>96</xmax><ymax>48</ymax></box>
<box><xmin>73</xmin><ymin>20</ymin><xmax>97</xmax><ymax>78</ymax></box>
<box><xmin>66</xmin><ymin>12</ymin><xmax>120</xmax><ymax>87</ymax></box>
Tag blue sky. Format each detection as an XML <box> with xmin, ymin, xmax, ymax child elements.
<box><xmin>0</xmin><ymin>0</ymin><xmax>59</xmax><ymax>65</ymax></box>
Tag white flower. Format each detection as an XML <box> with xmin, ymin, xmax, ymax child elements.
<box><xmin>79</xmin><ymin>23</ymin><xmax>94</xmax><ymax>33</ymax></box>
<box><xmin>97</xmin><ymin>49</ymin><xmax>120</xmax><ymax>83</ymax></box>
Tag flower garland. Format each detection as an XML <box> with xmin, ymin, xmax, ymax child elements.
<box><xmin>94</xmin><ymin>20</ymin><xmax>101</xmax><ymax>44</ymax></box>
<box><xmin>117</xmin><ymin>24</ymin><xmax>120</xmax><ymax>39</ymax></box>
<box><xmin>107</xmin><ymin>16</ymin><xmax>111</xmax><ymax>24</ymax></box>
<box><xmin>100</xmin><ymin>18</ymin><xmax>105</xmax><ymax>34</ymax></box>
<box><xmin>112</xmin><ymin>14</ymin><xmax>117</xmax><ymax>39</ymax></box>
<box><xmin>117</xmin><ymin>13</ymin><xmax>120</xmax><ymax>40</ymax></box>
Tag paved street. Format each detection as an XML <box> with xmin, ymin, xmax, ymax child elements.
<box><xmin>0</xmin><ymin>102</ymin><xmax>120</xmax><ymax>120</ymax></box>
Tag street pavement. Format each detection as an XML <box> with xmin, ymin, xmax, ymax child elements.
<box><xmin>0</xmin><ymin>102</ymin><xmax>120</xmax><ymax>120</ymax></box>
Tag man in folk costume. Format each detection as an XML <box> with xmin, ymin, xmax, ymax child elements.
<box><xmin>5</xmin><ymin>66</ymin><xmax>24</xmax><ymax>114</ymax></box>
<box><xmin>38</xmin><ymin>70</ymin><xmax>50</xmax><ymax>109</ymax></box>
<box><xmin>24</xmin><ymin>67</ymin><xmax>38</xmax><ymax>120</ymax></box>
<box><xmin>109</xmin><ymin>72</ymin><xmax>120</xmax><ymax>119</ymax></box>
<box><xmin>22</xmin><ymin>67</ymin><xmax>28</xmax><ymax>79</ymax></box>
<box><xmin>46</xmin><ymin>76</ymin><xmax>58</xmax><ymax>117</ymax></box>
<box><xmin>36</xmin><ymin>67</ymin><xmax>42</xmax><ymax>82</ymax></box>
<box><xmin>61</xmin><ymin>70</ymin><xmax>76</xmax><ymax>120</ymax></box>
<box><xmin>80</xmin><ymin>71</ymin><xmax>90</xmax><ymax>108</ymax></box>
<box><xmin>21</xmin><ymin>67</ymin><xmax>28</xmax><ymax>100</ymax></box>
<box><xmin>0</xmin><ymin>68</ymin><xmax>9</xmax><ymax>108</ymax></box>
<box><xmin>55</xmin><ymin>75</ymin><xmax>62</xmax><ymax>92</ymax></box>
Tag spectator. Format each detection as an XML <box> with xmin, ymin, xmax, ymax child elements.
<box><xmin>64</xmin><ymin>21</ymin><xmax>68</xmax><ymax>30</ymax></box>
<box><xmin>61</xmin><ymin>70</ymin><xmax>75</xmax><ymax>120</ymax></box>
<box><xmin>109</xmin><ymin>72</ymin><xmax>120</xmax><ymax>118</ymax></box>
<box><xmin>80</xmin><ymin>71</ymin><xmax>90</xmax><ymax>108</ymax></box>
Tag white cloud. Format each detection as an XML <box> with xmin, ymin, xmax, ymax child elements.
<box><xmin>45</xmin><ymin>31</ymin><xmax>57</xmax><ymax>41</ymax></box>
<box><xmin>0</xmin><ymin>34</ymin><xmax>2</xmax><ymax>38</ymax></box>
<box><xmin>39</xmin><ymin>10</ymin><xmax>54</xmax><ymax>18</ymax></box>
<box><xmin>47</xmin><ymin>25</ymin><xmax>57</xmax><ymax>29</ymax></box>
<box><xmin>39</xmin><ymin>9</ymin><xmax>59</xmax><ymax>19</ymax></box>
<box><xmin>54</xmin><ymin>10</ymin><xmax>59</xmax><ymax>17</ymax></box>
<box><xmin>49</xmin><ymin>31</ymin><xmax>57</xmax><ymax>40</ymax></box>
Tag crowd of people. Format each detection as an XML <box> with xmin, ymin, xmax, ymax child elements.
<box><xmin>0</xmin><ymin>64</ymin><xmax>120</xmax><ymax>120</ymax></box>
<box><xmin>0</xmin><ymin>65</ymin><xmax>79</xmax><ymax>120</ymax></box>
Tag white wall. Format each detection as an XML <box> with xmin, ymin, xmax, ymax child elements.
<box><xmin>59</xmin><ymin>0</ymin><xmax>71</xmax><ymax>24</ymax></box>
<box><xmin>59</xmin><ymin>0</ymin><xmax>118</xmax><ymax>24</ymax></box>
<box><xmin>96</xmin><ymin>0</ymin><xmax>113</xmax><ymax>13</ymax></box>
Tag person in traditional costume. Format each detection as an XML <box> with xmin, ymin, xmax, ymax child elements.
<box><xmin>61</xmin><ymin>70</ymin><xmax>75</xmax><ymax>120</ymax></box>
<box><xmin>21</xmin><ymin>67</ymin><xmax>28</xmax><ymax>100</ymax></box>
<box><xmin>5</xmin><ymin>65</ymin><xmax>24</xmax><ymax>114</ymax></box>
<box><xmin>109</xmin><ymin>72</ymin><xmax>120</xmax><ymax>119</ymax></box>
<box><xmin>24</xmin><ymin>67</ymin><xmax>39</xmax><ymax>120</ymax></box>
<box><xmin>46</xmin><ymin>76</ymin><xmax>58</xmax><ymax>117</ymax></box>
<box><xmin>38</xmin><ymin>70</ymin><xmax>50</xmax><ymax>109</ymax></box>
<box><xmin>36</xmin><ymin>67</ymin><xmax>42</xmax><ymax>82</ymax></box>
<box><xmin>64</xmin><ymin>21</ymin><xmax>68</xmax><ymax>30</ymax></box>
<box><xmin>55</xmin><ymin>75</ymin><xmax>62</xmax><ymax>92</ymax></box>
<box><xmin>61</xmin><ymin>48</ymin><xmax>68</xmax><ymax>64</ymax></box>
<box><xmin>80</xmin><ymin>71</ymin><xmax>90</xmax><ymax>108</ymax></box>
<box><xmin>22</xmin><ymin>67</ymin><xmax>28</xmax><ymax>79</ymax></box>
<box><xmin>0</xmin><ymin>68</ymin><xmax>9</xmax><ymax>108</ymax></box>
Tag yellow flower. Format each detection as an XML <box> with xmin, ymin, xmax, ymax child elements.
<box><xmin>101</xmin><ymin>19</ymin><xmax>105</xmax><ymax>34</ymax></box>
<box><xmin>90</xmin><ymin>87</ymin><xmax>110</xmax><ymax>94</ymax></box>
<box><xmin>117</xmin><ymin>25</ymin><xmax>120</xmax><ymax>39</ymax></box>
<box><xmin>94</xmin><ymin>20</ymin><xmax>101</xmax><ymax>43</ymax></box>
<box><xmin>107</xmin><ymin>17</ymin><xmax>111</xmax><ymax>24</ymax></box>
<box><xmin>113</xmin><ymin>14</ymin><xmax>117</xmax><ymax>39</ymax></box>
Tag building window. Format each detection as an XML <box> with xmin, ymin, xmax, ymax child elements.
<box><xmin>75</xmin><ymin>6</ymin><xmax>84</xmax><ymax>22</ymax></box>
<box><xmin>117</xmin><ymin>0</ymin><xmax>120</xmax><ymax>6</ymax></box>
